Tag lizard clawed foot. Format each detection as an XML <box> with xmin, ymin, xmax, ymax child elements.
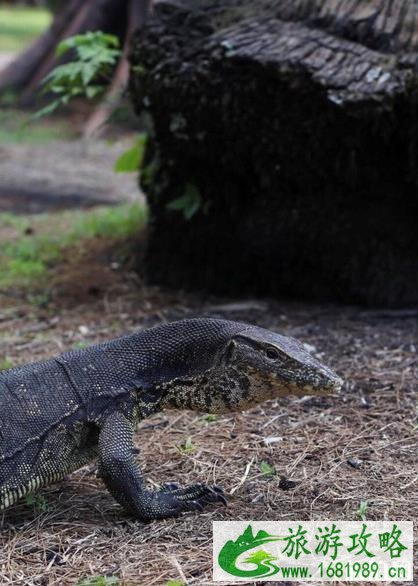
<box><xmin>132</xmin><ymin>484</ymin><xmax>227</xmax><ymax>521</ymax></box>
<box><xmin>160</xmin><ymin>482</ymin><xmax>227</xmax><ymax>509</ymax></box>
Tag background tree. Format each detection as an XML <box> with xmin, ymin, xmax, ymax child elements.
<box><xmin>0</xmin><ymin>0</ymin><xmax>151</xmax><ymax>135</ymax></box>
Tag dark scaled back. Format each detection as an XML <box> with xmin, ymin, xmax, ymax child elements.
<box><xmin>0</xmin><ymin>319</ymin><xmax>249</xmax><ymax>463</ymax></box>
<box><xmin>55</xmin><ymin>318</ymin><xmax>250</xmax><ymax>394</ymax></box>
<box><xmin>0</xmin><ymin>358</ymin><xmax>85</xmax><ymax>461</ymax></box>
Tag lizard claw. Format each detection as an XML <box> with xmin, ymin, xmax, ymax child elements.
<box><xmin>170</xmin><ymin>483</ymin><xmax>227</xmax><ymax>506</ymax></box>
<box><xmin>211</xmin><ymin>486</ymin><xmax>227</xmax><ymax>506</ymax></box>
<box><xmin>200</xmin><ymin>485</ymin><xmax>227</xmax><ymax>506</ymax></box>
<box><xmin>157</xmin><ymin>482</ymin><xmax>227</xmax><ymax>515</ymax></box>
<box><xmin>187</xmin><ymin>499</ymin><xmax>204</xmax><ymax>512</ymax></box>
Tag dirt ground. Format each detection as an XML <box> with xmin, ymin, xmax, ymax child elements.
<box><xmin>0</xmin><ymin>136</ymin><xmax>140</xmax><ymax>214</ymax></box>
<box><xmin>0</xmin><ymin>269</ymin><xmax>416</xmax><ymax>584</ymax></box>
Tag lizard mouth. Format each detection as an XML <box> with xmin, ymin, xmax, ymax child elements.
<box><xmin>281</xmin><ymin>375</ymin><xmax>343</xmax><ymax>397</ymax></box>
<box><xmin>305</xmin><ymin>376</ymin><xmax>344</xmax><ymax>396</ymax></box>
<box><xmin>330</xmin><ymin>376</ymin><xmax>344</xmax><ymax>394</ymax></box>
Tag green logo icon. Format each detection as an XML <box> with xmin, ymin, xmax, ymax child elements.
<box><xmin>218</xmin><ymin>525</ymin><xmax>283</xmax><ymax>578</ymax></box>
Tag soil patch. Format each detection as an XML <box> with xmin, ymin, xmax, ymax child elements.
<box><xmin>0</xmin><ymin>137</ymin><xmax>141</xmax><ymax>215</ymax></box>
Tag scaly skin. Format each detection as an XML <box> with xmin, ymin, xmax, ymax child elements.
<box><xmin>0</xmin><ymin>318</ymin><xmax>342</xmax><ymax>520</ymax></box>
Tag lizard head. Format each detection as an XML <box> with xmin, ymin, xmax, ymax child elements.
<box><xmin>156</xmin><ymin>318</ymin><xmax>342</xmax><ymax>414</ymax></box>
<box><xmin>209</xmin><ymin>324</ymin><xmax>343</xmax><ymax>412</ymax></box>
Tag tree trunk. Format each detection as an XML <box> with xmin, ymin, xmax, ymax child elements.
<box><xmin>130</xmin><ymin>0</ymin><xmax>418</xmax><ymax>307</ymax></box>
<box><xmin>83</xmin><ymin>0</ymin><xmax>152</xmax><ymax>137</ymax></box>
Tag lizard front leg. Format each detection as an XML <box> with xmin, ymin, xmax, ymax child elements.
<box><xmin>98</xmin><ymin>412</ymin><xmax>225</xmax><ymax>521</ymax></box>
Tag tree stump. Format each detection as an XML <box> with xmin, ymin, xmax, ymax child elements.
<box><xmin>131</xmin><ymin>0</ymin><xmax>418</xmax><ymax>307</ymax></box>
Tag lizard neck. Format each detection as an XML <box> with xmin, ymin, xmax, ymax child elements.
<box><xmin>159</xmin><ymin>365</ymin><xmax>257</xmax><ymax>414</ymax></box>
<box><xmin>158</xmin><ymin>373</ymin><xmax>208</xmax><ymax>411</ymax></box>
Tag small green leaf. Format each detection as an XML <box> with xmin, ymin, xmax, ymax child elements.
<box><xmin>74</xmin><ymin>341</ymin><xmax>88</xmax><ymax>350</ymax></box>
<box><xmin>31</xmin><ymin>100</ymin><xmax>62</xmax><ymax>121</ymax></box>
<box><xmin>85</xmin><ymin>85</ymin><xmax>103</xmax><ymax>99</ymax></box>
<box><xmin>43</xmin><ymin>62</ymin><xmax>84</xmax><ymax>86</ymax></box>
<box><xmin>0</xmin><ymin>357</ymin><xmax>14</xmax><ymax>371</ymax></box>
<box><xmin>81</xmin><ymin>62</ymin><xmax>97</xmax><ymax>86</ymax></box>
<box><xmin>166</xmin><ymin>581</ymin><xmax>184</xmax><ymax>586</ymax></box>
<box><xmin>56</xmin><ymin>38</ymin><xmax>74</xmax><ymax>58</ymax></box>
<box><xmin>56</xmin><ymin>32</ymin><xmax>119</xmax><ymax>58</ymax></box>
<box><xmin>357</xmin><ymin>500</ymin><xmax>368</xmax><ymax>521</ymax></box>
<box><xmin>259</xmin><ymin>460</ymin><xmax>276</xmax><ymax>477</ymax></box>
<box><xmin>114</xmin><ymin>134</ymin><xmax>147</xmax><ymax>173</ymax></box>
<box><xmin>178</xmin><ymin>436</ymin><xmax>195</xmax><ymax>453</ymax></box>
<box><xmin>166</xmin><ymin>183</ymin><xmax>202</xmax><ymax>220</ymax></box>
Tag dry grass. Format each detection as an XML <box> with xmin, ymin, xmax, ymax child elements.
<box><xmin>0</xmin><ymin>277</ymin><xmax>416</xmax><ymax>585</ymax></box>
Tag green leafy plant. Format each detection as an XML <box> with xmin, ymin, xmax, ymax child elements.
<box><xmin>166</xmin><ymin>581</ymin><xmax>184</xmax><ymax>586</ymax></box>
<box><xmin>34</xmin><ymin>31</ymin><xmax>121</xmax><ymax>119</ymax></box>
<box><xmin>32</xmin><ymin>32</ymin><xmax>149</xmax><ymax>178</ymax></box>
<box><xmin>114</xmin><ymin>134</ymin><xmax>147</xmax><ymax>173</ymax></box>
<box><xmin>167</xmin><ymin>183</ymin><xmax>202</xmax><ymax>220</ymax></box>
<box><xmin>259</xmin><ymin>460</ymin><xmax>277</xmax><ymax>477</ymax></box>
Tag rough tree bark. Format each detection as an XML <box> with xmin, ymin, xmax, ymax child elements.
<box><xmin>130</xmin><ymin>0</ymin><xmax>418</xmax><ymax>307</ymax></box>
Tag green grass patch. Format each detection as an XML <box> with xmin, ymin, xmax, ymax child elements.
<box><xmin>0</xmin><ymin>357</ymin><xmax>14</xmax><ymax>371</ymax></box>
<box><xmin>0</xmin><ymin>202</ymin><xmax>147</xmax><ymax>291</ymax></box>
<box><xmin>0</xmin><ymin>211</ymin><xmax>29</xmax><ymax>231</ymax></box>
<box><xmin>74</xmin><ymin>204</ymin><xmax>146</xmax><ymax>240</ymax></box>
<box><xmin>0</xmin><ymin>7</ymin><xmax>51</xmax><ymax>52</ymax></box>
<box><xmin>0</xmin><ymin>110</ymin><xmax>73</xmax><ymax>144</ymax></box>
<box><xmin>78</xmin><ymin>577</ymin><xmax>119</xmax><ymax>586</ymax></box>
<box><xmin>259</xmin><ymin>460</ymin><xmax>277</xmax><ymax>477</ymax></box>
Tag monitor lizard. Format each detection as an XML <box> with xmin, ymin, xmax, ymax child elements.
<box><xmin>0</xmin><ymin>318</ymin><xmax>342</xmax><ymax>520</ymax></box>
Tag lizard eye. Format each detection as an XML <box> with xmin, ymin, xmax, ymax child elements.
<box><xmin>265</xmin><ymin>347</ymin><xmax>280</xmax><ymax>360</ymax></box>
